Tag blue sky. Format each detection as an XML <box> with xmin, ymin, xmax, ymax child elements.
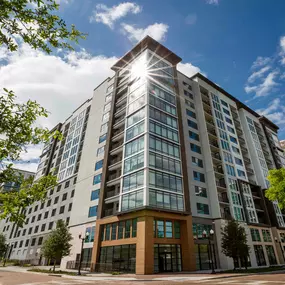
<box><xmin>61</xmin><ymin>0</ymin><xmax>285</xmax><ymax>137</ymax></box>
<box><xmin>1</xmin><ymin>0</ymin><xmax>285</xmax><ymax>171</ymax></box>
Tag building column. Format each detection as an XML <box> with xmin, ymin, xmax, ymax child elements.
<box><xmin>91</xmin><ymin>220</ymin><xmax>102</xmax><ymax>271</ymax></box>
<box><xmin>180</xmin><ymin>216</ymin><xmax>196</xmax><ymax>271</ymax></box>
<box><xmin>136</xmin><ymin>215</ymin><xmax>154</xmax><ymax>274</ymax></box>
<box><xmin>271</xmin><ymin>227</ymin><xmax>285</xmax><ymax>264</ymax></box>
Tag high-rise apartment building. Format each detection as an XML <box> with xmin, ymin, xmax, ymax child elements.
<box><xmin>1</xmin><ymin>36</ymin><xmax>285</xmax><ymax>274</ymax></box>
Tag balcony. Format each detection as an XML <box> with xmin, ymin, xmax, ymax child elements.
<box><xmin>115</xmin><ymin>105</ymin><xmax>126</xmax><ymax>118</ymax></box>
<box><xmin>238</xmin><ymin>136</ymin><xmax>246</xmax><ymax>144</ymax></box>
<box><xmin>106</xmin><ymin>171</ymin><xmax>121</xmax><ymax>186</ymax></box>
<box><xmin>208</xmin><ymin>129</ymin><xmax>217</xmax><ymax>138</ymax></box>
<box><xmin>216</xmin><ymin>179</ymin><xmax>227</xmax><ymax>190</ymax></box>
<box><xmin>112</xmin><ymin>128</ymin><xmax>124</xmax><ymax>142</ymax></box>
<box><xmin>236</xmin><ymin>126</ymin><xmax>243</xmax><ymax>135</ymax></box>
<box><xmin>212</xmin><ymin>152</ymin><xmax>221</xmax><ymax>160</ymax></box>
<box><xmin>202</xmin><ymin>98</ymin><xmax>211</xmax><ymax>107</ymax></box>
<box><xmin>113</xmin><ymin>117</ymin><xmax>125</xmax><ymax>129</ymax></box>
<box><xmin>241</xmin><ymin>146</ymin><xmax>248</xmax><ymax>154</ymax></box>
<box><xmin>221</xmin><ymin>210</ymin><xmax>232</xmax><ymax>220</ymax></box>
<box><xmin>246</xmin><ymin>166</ymin><xmax>254</xmax><ymax>175</ymax></box>
<box><xmin>108</xmin><ymin>156</ymin><xmax>122</xmax><ymax>171</ymax></box>
<box><xmin>251</xmin><ymin>190</ymin><xmax>261</xmax><ymax>199</ymax></box>
<box><xmin>254</xmin><ymin>203</ymin><xmax>264</xmax><ymax>211</ymax></box>
<box><xmin>214</xmin><ymin>166</ymin><xmax>224</xmax><ymax>177</ymax></box>
<box><xmin>204</xmin><ymin>108</ymin><xmax>213</xmax><ymax>118</ymax></box>
<box><xmin>110</xmin><ymin>142</ymin><xmax>123</xmax><ymax>155</ymax></box>
<box><xmin>209</xmin><ymin>140</ymin><xmax>219</xmax><ymax>150</ymax></box>
<box><xmin>104</xmin><ymin>208</ymin><xmax>118</xmax><ymax>217</ymax></box>
<box><xmin>218</xmin><ymin>193</ymin><xmax>229</xmax><ymax>204</ymax></box>
<box><xmin>205</xmin><ymin>118</ymin><xmax>215</xmax><ymax>127</ymax></box>
<box><xmin>243</xmin><ymin>157</ymin><xmax>251</xmax><ymax>164</ymax></box>
<box><xmin>105</xmin><ymin>187</ymin><xmax>120</xmax><ymax>199</ymax></box>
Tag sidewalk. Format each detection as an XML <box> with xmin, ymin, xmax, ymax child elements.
<box><xmin>1</xmin><ymin>265</ymin><xmax>285</xmax><ymax>282</ymax></box>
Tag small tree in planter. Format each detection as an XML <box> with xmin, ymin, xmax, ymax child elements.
<box><xmin>42</xmin><ymin>220</ymin><xmax>72</xmax><ymax>272</ymax></box>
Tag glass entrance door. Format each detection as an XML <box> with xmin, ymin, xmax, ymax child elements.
<box><xmin>159</xmin><ymin>252</ymin><xmax>172</xmax><ymax>272</ymax></box>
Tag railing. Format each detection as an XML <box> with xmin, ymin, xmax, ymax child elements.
<box><xmin>66</xmin><ymin>261</ymin><xmax>92</xmax><ymax>271</ymax></box>
<box><xmin>209</xmin><ymin>140</ymin><xmax>219</xmax><ymax>148</ymax></box>
<box><xmin>206</xmin><ymin>119</ymin><xmax>215</xmax><ymax>126</ymax></box>
<box><xmin>105</xmin><ymin>209</ymin><xmax>118</xmax><ymax>217</ymax></box>
<box><xmin>106</xmin><ymin>189</ymin><xmax>120</xmax><ymax>198</ymax></box>
<box><xmin>208</xmin><ymin>129</ymin><xmax>217</xmax><ymax>137</ymax></box>
<box><xmin>212</xmin><ymin>152</ymin><xmax>221</xmax><ymax>160</ymax></box>
<box><xmin>108</xmin><ymin>172</ymin><xmax>121</xmax><ymax>181</ymax></box>
<box><xmin>109</xmin><ymin>157</ymin><xmax>122</xmax><ymax>166</ymax></box>
<box><xmin>94</xmin><ymin>262</ymin><xmax>135</xmax><ymax>273</ymax></box>
<box><xmin>202</xmin><ymin>99</ymin><xmax>211</xmax><ymax>106</ymax></box>
<box><xmin>221</xmin><ymin>212</ymin><xmax>232</xmax><ymax>220</ymax></box>
<box><xmin>216</xmin><ymin>180</ymin><xmax>227</xmax><ymax>188</ymax></box>
<box><xmin>204</xmin><ymin>108</ymin><xmax>213</xmax><ymax>116</ymax></box>
<box><xmin>214</xmin><ymin>167</ymin><xmax>224</xmax><ymax>175</ymax></box>
<box><xmin>219</xmin><ymin>195</ymin><xmax>229</xmax><ymax>203</ymax></box>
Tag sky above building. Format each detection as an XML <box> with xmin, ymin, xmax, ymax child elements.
<box><xmin>1</xmin><ymin>0</ymin><xmax>285</xmax><ymax>171</ymax></box>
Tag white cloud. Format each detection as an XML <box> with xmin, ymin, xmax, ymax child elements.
<box><xmin>0</xmin><ymin>43</ymin><xmax>118</xmax><ymax>171</ymax></box>
<box><xmin>185</xmin><ymin>14</ymin><xmax>197</xmax><ymax>25</ymax></box>
<box><xmin>256</xmin><ymin>98</ymin><xmax>285</xmax><ymax>127</ymax></box>
<box><xmin>12</xmin><ymin>162</ymin><xmax>39</xmax><ymax>173</ymax></box>
<box><xmin>245</xmin><ymin>71</ymin><xmax>279</xmax><ymax>97</ymax></box>
<box><xmin>247</xmin><ymin>66</ymin><xmax>271</xmax><ymax>83</ymax></box>
<box><xmin>251</xmin><ymin>56</ymin><xmax>271</xmax><ymax>70</ymax></box>
<box><xmin>280</xmin><ymin>36</ymin><xmax>285</xmax><ymax>53</ymax></box>
<box><xmin>90</xmin><ymin>2</ymin><xmax>142</xmax><ymax>29</ymax></box>
<box><xmin>121</xmin><ymin>23</ymin><xmax>169</xmax><ymax>43</ymax></box>
<box><xmin>206</xmin><ymin>0</ymin><xmax>219</xmax><ymax>5</ymax></box>
<box><xmin>177</xmin><ymin>62</ymin><xmax>201</xmax><ymax>78</ymax></box>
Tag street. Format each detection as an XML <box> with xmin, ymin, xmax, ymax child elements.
<box><xmin>2</xmin><ymin>269</ymin><xmax>285</xmax><ymax>285</ymax></box>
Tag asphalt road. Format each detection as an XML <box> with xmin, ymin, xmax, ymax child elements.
<box><xmin>1</xmin><ymin>269</ymin><xmax>285</xmax><ymax>285</ymax></box>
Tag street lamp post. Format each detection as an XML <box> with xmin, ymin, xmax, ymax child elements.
<box><xmin>274</xmin><ymin>237</ymin><xmax>285</xmax><ymax>263</ymax></box>
<box><xmin>77</xmin><ymin>231</ymin><xmax>89</xmax><ymax>276</ymax></box>
<box><xmin>203</xmin><ymin>229</ymin><xmax>216</xmax><ymax>274</ymax></box>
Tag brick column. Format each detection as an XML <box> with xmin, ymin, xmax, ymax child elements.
<box><xmin>180</xmin><ymin>216</ymin><xmax>196</xmax><ymax>271</ymax></box>
<box><xmin>136</xmin><ymin>215</ymin><xmax>154</xmax><ymax>274</ymax></box>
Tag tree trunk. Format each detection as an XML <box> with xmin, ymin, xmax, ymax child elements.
<box><xmin>238</xmin><ymin>257</ymin><xmax>241</xmax><ymax>269</ymax></box>
<box><xmin>53</xmin><ymin>260</ymin><xmax>56</xmax><ymax>272</ymax></box>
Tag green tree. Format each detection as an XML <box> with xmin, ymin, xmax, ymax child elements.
<box><xmin>221</xmin><ymin>220</ymin><xmax>250</xmax><ymax>269</ymax></box>
<box><xmin>0</xmin><ymin>0</ymin><xmax>85</xmax><ymax>225</ymax></box>
<box><xmin>0</xmin><ymin>0</ymin><xmax>85</xmax><ymax>53</ymax></box>
<box><xmin>265</xmin><ymin>168</ymin><xmax>285</xmax><ymax>209</ymax></box>
<box><xmin>42</xmin><ymin>220</ymin><xmax>72</xmax><ymax>272</ymax></box>
<box><xmin>0</xmin><ymin>233</ymin><xmax>7</xmax><ymax>260</ymax></box>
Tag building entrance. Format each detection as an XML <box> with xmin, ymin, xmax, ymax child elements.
<box><xmin>159</xmin><ymin>252</ymin><xmax>173</xmax><ymax>272</ymax></box>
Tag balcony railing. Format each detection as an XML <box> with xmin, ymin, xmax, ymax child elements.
<box><xmin>212</xmin><ymin>152</ymin><xmax>221</xmax><ymax>161</ymax></box>
<box><xmin>202</xmin><ymin>98</ymin><xmax>211</xmax><ymax>106</ymax></box>
<box><xmin>105</xmin><ymin>188</ymin><xmax>120</xmax><ymax>199</ymax></box>
<box><xmin>208</xmin><ymin>129</ymin><xmax>217</xmax><ymax>137</ymax></box>
<box><xmin>216</xmin><ymin>180</ymin><xmax>227</xmax><ymax>188</ymax></box>
<box><xmin>218</xmin><ymin>195</ymin><xmax>229</xmax><ymax>203</ymax></box>
<box><xmin>105</xmin><ymin>208</ymin><xmax>118</xmax><ymax>217</ymax></box>
<box><xmin>214</xmin><ymin>167</ymin><xmax>224</xmax><ymax>175</ymax></box>
<box><xmin>209</xmin><ymin>140</ymin><xmax>219</xmax><ymax>149</ymax></box>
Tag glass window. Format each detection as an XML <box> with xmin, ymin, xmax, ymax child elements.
<box><xmin>193</xmin><ymin>171</ymin><xmax>205</xmax><ymax>182</ymax></box>
<box><xmin>189</xmin><ymin>131</ymin><xmax>199</xmax><ymax>141</ymax></box>
<box><xmin>157</xmin><ymin>220</ymin><xmax>164</xmax><ymax>238</ymax></box>
<box><xmin>97</xmin><ymin>146</ymin><xmax>105</xmax><ymax>156</ymax></box>
<box><xmin>93</xmin><ymin>174</ymin><xmax>102</xmax><ymax>185</ymax></box>
<box><xmin>230</xmin><ymin>136</ymin><xmax>238</xmax><ymax>144</ymax></box>
<box><xmin>88</xmin><ymin>206</ymin><xmax>97</xmax><ymax>217</ymax></box>
<box><xmin>128</xmin><ymin>95</ymin><xmax>145</xmax><ymax>114</ymax></box>
<box><xmin>127</xmin><ymin>107</ymin><xmax>145</xmax><ymax>127</ymax></box>
<box><xmin>149</xmin><ymin>82</ymin><xmax>175</xmax><ymax>105</ymax></box>
<box><xmin>254</xmin><ymin>245</ymin><xmax>266</xmax><ymax>266</ymax></box>
<box><xmin>91</xmin><ymin>189</ymin><xmax>100</xmax><ymax>200</ymax></box>
<box><xmin>118</xmin><ymin>222</ymin><xmax>124</xmax><ymax>239</ymax></box>
<box><xmin>99</xmin><ymin>133</ymin><xmax>107</xmax><ymax>143</ymax></box>
<box><xmin>125</xmin><ymin>136</ymin><xmax>144</xmax><ymax>157</ymax></box>
<box><xmin>149</xmin><ymin>135</ymin><xmax>180</xmax><ymax>158</ymax></box>
<box><xmin>123</xmin><ymin>171</ymin><xmax>144</xmax><ymax>192</ymax></box>
<box><xmin>149</xmin><ymin>120</ymin><xmax>179</xmax><ymax>142</ymax></box>
<box><xmin>190</xmin><ymin>143</ymin><xmax>201</xmax><ymax>154</ymax></box>
<box><xmin>125</xmin><ymin>220</ymin><xmax>131</xmax><ymax>238</ymax></box>
<box><xmin>192</xmin><ymin>157</ymin><xmax>203</xmax><ymax>168</ymax></box>
<box><xmin>266</xmin><ymin>245</ymin><xmax>277</xmax><ymax>265</ymax></box>
<box><xmin>124</xmin><ymin>152</ymin><xmax>144</xmax><ymax>174</ymax></box>
<box><xmin>227</xmin><ymin>125</ymin><xmax>235</xmax><ymax>134</ymax></box>
<box><xmin>121</xmin><ymin>190</ymin><xmax>143</xmax><ymax>211</ymax></box>
<box><xmin>95</xmin><ymin>160</ymin><xmax>103</xmax><ymax>170</ymax></box>
<box><xmin>149</xmin><ymin>152</ymin><xmax>181</xmax><ymax>174</ymax></box>
<box><xmin>195</xmin><ymin>186</ymin><xmax>207</xmax><ymax>197</ymax></box>
<box><xmin>111</xmin><ymin>223</ymin><xmax>117</xmax><ymax>240</ymax></box>
<box><xmin>174</xmin><ymin>221</ymin><xmax>180</xmax><ymax>238</ymax></box>
<box><xmin>149</xmin><ymin>95</ymin><xmax>176</xmax><ymax>116</ymax></box>
<box><xmin>225</xmin><ymin>117</ymin><xmax>233</xmax><ymax>125</ymax></box>
<box><xmin>235</xmin><ymin>157</ymin><xmax>243</xmax><ymax>166</ymax></box>
<box><xmin>132</xmin><ymin>219</ymin><xmax>137</xmax><ymax>237</ymax></box>
<box><xmin>237</xmin><ymin>169</ymin><xmax>246</xmax><ymax>178</ymax></box>
<box><xmin>234</xmin><ymin>207</ymin><xmax>245</xmax><ymax>221</ymax></box>
<box><xmin>105</xmin><ymin>224</ymin><xmax>111</xmax><ymax>241</ymax></box>
<box><xmin>262</xmin><ymin>229</ymin><xmax>272</xmax><ymax>242</ymax></box>
<box><xmin>101</xmin><ymin>122</ymin><xmax>108</xmax><ymax>133</ymax></box>
<box><xmin>126</xmin><ymin>121</ymin><xmax>144</xmax><ymax>141</ymax></box>
<box><xmin>149</xmin><ymin>107</ymin><xmax>177</xmax><ymax>129</ymax></box>
<box><xmin>250</xmin><ymin>228</ymin><xmax>261</xmax><ymax>242</ymax></box>
<box><xmin>165</xmin><ymin>221</ymin><xmax>173</xmax><ymax>238</ymax></box>
<box><xmin>149</xmin><ymin>170</ymin><xmax>182</xmax><ymax>193</ymax></box>
<box><xmin>186</xmin><ymin>109</ymin><xmax>196</xmax><ymax>119</ymax></box>
<box><xmin>223</xmin><ymin>108</ymin><xmax>230</xmax><ymax>116</ymax></box>
<box><xmin>197</xmin><ymin>203</ymin><xmax>209</xmax><ymax>215</ymax></box>
<box><xmin>188</xmin><ymin>119</ymin><xmax>198</xmax><ymax>130</ymax></box>
<box><xmin>221</xmin><ymin>100</ymin><xmax>228</xmax><ymax>107</ymax></box>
